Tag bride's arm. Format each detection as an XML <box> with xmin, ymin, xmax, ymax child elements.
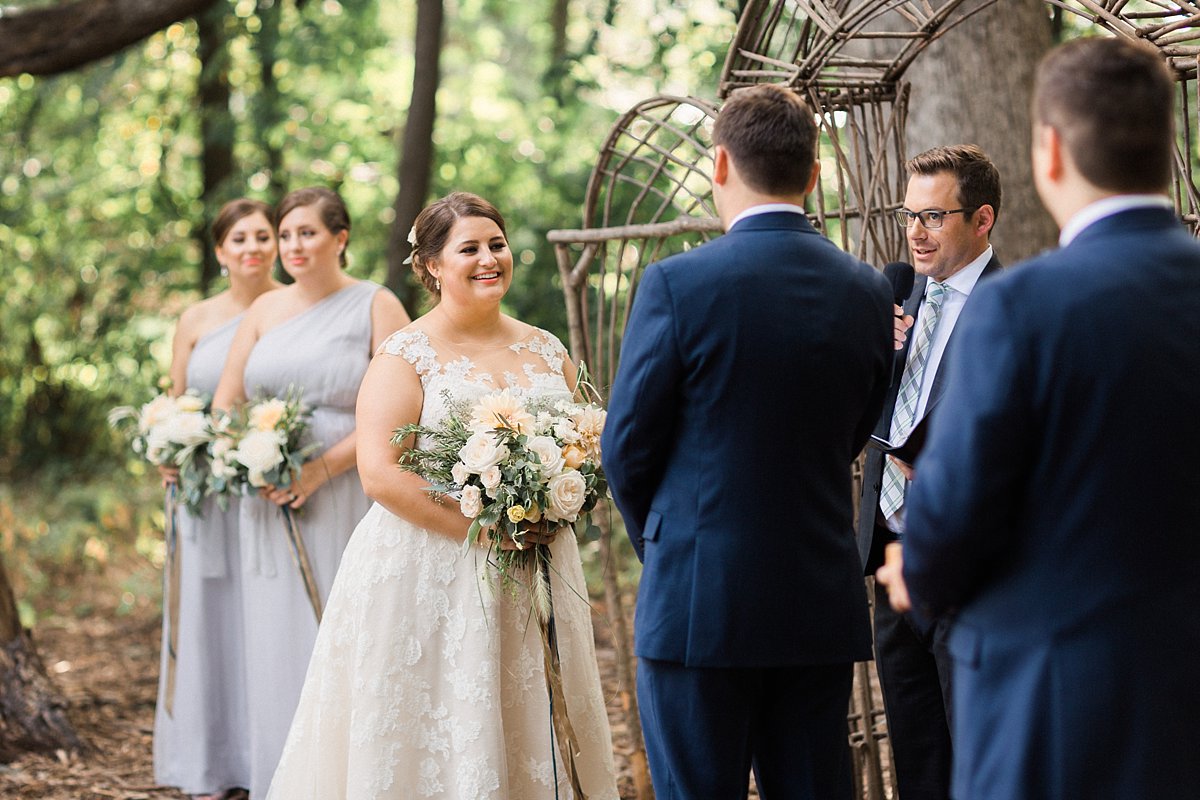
<box><xmin>356</xmin><ymin>351</ymin><xmax>474</xmax><ymax>543</ymax></box>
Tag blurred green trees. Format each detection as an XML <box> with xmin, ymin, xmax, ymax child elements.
<box><xmin>0</xmin><ymin>0</ymin><xmax>738</xmax><ymax>482</ymax></box>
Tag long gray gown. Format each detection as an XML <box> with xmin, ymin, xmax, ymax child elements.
<box><xmin>153</xmin><ymin>314</ymin><xmax>251</xmax><ymax>795</ymax></box>
<box><xmin>238</xmin><ymin>280</ymin><xmax>381</xmax><ymax>798</ymax></box>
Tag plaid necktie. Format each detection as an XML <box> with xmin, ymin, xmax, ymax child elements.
<box><xmin>880</xmin><ymin>281</ymin><xmax>949</xmax><ymax>522</ymax></box>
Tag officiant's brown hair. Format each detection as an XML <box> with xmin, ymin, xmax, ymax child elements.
<box><xmin>409</xmin><ymin>192</ymin><xmax>507</xmax><ymax>297</ymax></box>
<box><xmin>712</xmin><ymin>84</ymin><xmax>817</xmax><ymax>196</ymax></box>
<box><xmin>1034</xmin><ymin>37</ymin><xmax>1174</xmax><ymax>193</ymax></box>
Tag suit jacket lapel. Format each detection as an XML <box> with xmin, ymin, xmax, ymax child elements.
<box><xmin>926</xmin><ymin>253</ymin><xmax>1003</xmax><ymax>407</ymax></box>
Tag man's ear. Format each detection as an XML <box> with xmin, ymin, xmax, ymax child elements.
<box><xmin>804</xmin><ymin>160</ymin><xmax>821</xmax><ymax>196</ymax></box>
<box><xmin>713</xmin><ymin>145</ymin><xmax>730</xmax><ymax>187</ymax></box>
<box><xmin>974</xmin><ymin>204</ymin><xmax>996</xmax><ymax>238</ymax></box>
<box><xmin>1034</xmin><ymin>122</ymin><xmax>1065</xmax><ymax>184</ymax></box>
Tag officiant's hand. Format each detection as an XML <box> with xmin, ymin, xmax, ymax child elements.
<box><xmin>875</xmin><ymin>542</ymin><xmax>913</xmax><ymax>613</ymax></box>
<box><xmin>894</xmin><ymin>305</ymin><xmax>914</xmax><ymax>351</ymax></box>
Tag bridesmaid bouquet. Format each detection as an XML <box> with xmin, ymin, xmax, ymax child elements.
<box><xmin>205</xmin><ymin>390</ymin><xmax>320</xmax><ymax>506</ymax></box>
<box><xmin>393</xmin><ymin>388</ymin><xmax>607</xmax><ymax>619</ymax></box>
<box><xmin>108</xmin><ymin>389</ymin><xmax>213</xmax><ymax>514</ymax></box>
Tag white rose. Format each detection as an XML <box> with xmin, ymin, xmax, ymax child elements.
<box><xmin>211</xmin><ymin>436</ymin><xmax>233</xmax><ymax>459</ymax></box>
<box><xmin>458</xmin><ymin>431</ymin><xmax>509</xmax><ymax>473</ymax></box>
<box><xmin>175</xmin><ymin>393</ymin><xmax>206</xmax><ymax>413</ymax></box>
<box><xmin>144</xmin><ymin>426</ymin><xmax>173</xmax><ymax>465</ymax></box>
<box><xmin>546</xmin><ymin>469</ymin><xmax>587</xmax><ymax>522</ymax></box>
<box><xmin>234</xmin><ymin>429</ymin><xmax>286</xmax><ymax>486</ymax></box>
<box><xmin>210</xmin><ymin>454</ymin><xmax>239</xmax><ymax>480</ymax></box>
<box><xmin>526</xmin><ymin>435</ymin><xmax>565</xmax><ymax>476</ymax></box>
<box><xmin>459</xmin><ymin>484</ymin><xmax>483</xmax><ymax>518</ymax></box>
<box><xmin>451</xmin><ymin>461</ymin><xmax>471</xmax><ymax>485</ymax></box>
<box><xmin>553</xmin><ymin>418</ymin><xmax>580</xmax><ymax>444</ymax></box>
<box><xmin>480</xmin><ymin>465</ymin><xmax>502</xmax><ymax>491</ymax></box>
<box><xmin>164</xmin><ymin>411</ymin><xmax>210</xmax><ymax>448</ymax></box>
<box><xmin>139</xmin><ymin>395</ymin><xmax>178</xmax><ymax>434</ymax></box>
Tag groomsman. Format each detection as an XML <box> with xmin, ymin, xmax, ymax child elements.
<box><xmin>856</xmin><ymin>144</ymin><xmax>1002</xmax><ymax>800</ymax></box>
<box><xmin>878</xmin><ymin>37</ymin><xmax>1200</xmax><ymax>799</ymax></box>
<box><xmin>603</xmin><ymin>85</ymin><xmax>893</xmax><ymax>799</ymax></box>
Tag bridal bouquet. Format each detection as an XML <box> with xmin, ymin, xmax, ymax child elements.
<box><xmin>394</xmin><ymin>388</ymin><xmax>607</xmax><ymax>617</ymax></box>
<box><xmin>206</xmin><ymin>390</ymin><xmax>320</xmax><ymax>508</ymax></box>
<box><xmin>108</xmin><ymin>389</ymin><xmax>212</xmax><ymax>514</ymax></box>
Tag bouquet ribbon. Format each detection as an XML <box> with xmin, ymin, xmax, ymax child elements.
<box><xmin>282</xmin><ymin>506</ymin><xmax>324</xmax><ymax>623</ymax></box>
<box><xmin>163</xmin><ymin>483</ymin><xmax>182</xmax><ymax>718</ymax></box>
<box><xmin>537</xmin><ymin>556</ymin><xmax>588</xmax><ymax>800</ymax></box>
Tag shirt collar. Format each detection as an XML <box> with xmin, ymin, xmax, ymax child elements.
<box><xmin>935</xmin><ymin>244</ymin><xmax>993</xmax><ymax>298</ymax></box>
<box><xmin>1059</xmin><ymin>194</ymin><xmax>1173</xmax><ymax>247</ymax></box>
<box><xmin>727</xmin><ymin>203</ymin><xmax>808</xmax><ymax>232</ymax></box>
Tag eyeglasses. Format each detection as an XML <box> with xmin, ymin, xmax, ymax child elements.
<box><xmin>894</xmin><ymin>207</ymin><xmax>977</xmax><ymax>229</ymax></box>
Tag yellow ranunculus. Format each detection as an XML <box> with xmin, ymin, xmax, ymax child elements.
<box><xmin>507</xmin><ymin>505</ymin><xmax>526</xmax><ymax>523</ymax></box>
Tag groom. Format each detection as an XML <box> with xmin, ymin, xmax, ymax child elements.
<box><xmin>603</xmin><ymin>84</ymin><xmax>894</xmax><ymax>799</ymax></box>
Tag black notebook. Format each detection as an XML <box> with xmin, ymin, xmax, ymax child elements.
<box><xmin>869</xmin><ymin>410</ymin><xmax>933</xmax><ymax>465</ymax></box>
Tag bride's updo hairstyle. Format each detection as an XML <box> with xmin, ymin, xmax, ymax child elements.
<box><xmin>212</xmin><ymin>198</ymin><xmax>273</xmax><ymax>248</ymax></box>
<box><xmin>274</xmin><ymin>186</ymin><xmax>352</xmax><ymax>268</ymax></box>
<box><xmin>409</xmin><ymin>192</ymin><xmax>506</xmax><ymax>297</ymax></box>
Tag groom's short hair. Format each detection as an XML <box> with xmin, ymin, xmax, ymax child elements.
<box><xmin>1034</xmin><ymin>37</ymin><xmax>1174</xmax><ymax>193</ymax></box>
<box><xmin>713</xmin><ymin>85</ymin><xmax>817</xmax><ymax>196</ymax></box>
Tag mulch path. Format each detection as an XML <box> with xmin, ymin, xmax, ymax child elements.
<box><xmin>0</xmin><ymin>567</ymin><xmax>645</xmax><ymax>799</ymax></box>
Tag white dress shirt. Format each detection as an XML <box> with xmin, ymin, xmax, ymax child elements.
<box><xmin>1059</xmin><ymin>194</ymin><xmax>1173</xmax><ymax>246</ymax></box>
<box><xmin>727</xmin><ymin>203</ymin><xmax>808</xmax><ymax>231</ymax></box>
<box><xmin>913</xmin><ymin>245</ymin><xmax>993</xmax><ymax>421</ymax></box>
<box><xmin>885</xmin><ymin>244</ymin><xmax>993</xmax><ymax>533</ymax></box>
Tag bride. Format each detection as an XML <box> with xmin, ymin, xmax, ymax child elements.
<box><xmin>266</xmin><ymin>192</ymin><xmax>618</xmax><ymax>799</ymax></box>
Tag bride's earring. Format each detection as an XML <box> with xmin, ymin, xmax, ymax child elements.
<box><xmin>219</xmin><ymin>262</ymin><xmax>229</xmax><ymax>277</ymax></box>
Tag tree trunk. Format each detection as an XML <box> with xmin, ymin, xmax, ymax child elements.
<box><xmin>197</xmin><ymin>1</ymin><xmax>236</xmax><ymax>295</ymax></box>
<box><xmin>0</xmin><ymin>552</ymin><xmax>87</xmax><ymax>762</ymax></box>
<box><xmin>254</xmin><ymin>0</ymin><xmax>287</xmax><ymax>202</ymax></box>
<box><xmin>0</xmin><ymin>0</ymin><xmax>219</xmax><ymax>78</ymax></box>
<box><xmin>900</xmin><ymin>0</ymin><xmax>1059</xmax><ymax>261</ymax></box>
<box><xmin>385</xmin><ymin>0</ymin><xmax>444</xmax><ymax>310</ymax></box>
<box><xmin>545</xmin><ymin>0</ymin><xmax>570</xmax><ymax>101</ymax></box>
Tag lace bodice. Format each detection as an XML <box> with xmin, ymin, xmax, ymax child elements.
<box><xmin>377</xmin><ymin>327</ymin><xmax>574</xmax><ymax>431</ymax></box>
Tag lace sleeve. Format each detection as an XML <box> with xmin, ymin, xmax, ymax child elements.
<box><xmin>376</xmin><ymin>329</ymin><xmax>439</xmax><ymax>382</ymax></box>
<box><xmin>523</xmin><ymin>329</ymin><xmax>569</xmax><ymax>378</ymax></box>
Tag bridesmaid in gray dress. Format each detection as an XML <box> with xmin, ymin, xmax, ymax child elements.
<box><xmin>213</xmin><ymin>187</ymin><xmax>410</xmax><ymax>798</ymax></box>
<box><xmin>154</xmin><ymin>199</ymin><xmax>281</xmax><ymax>800</ymax></box>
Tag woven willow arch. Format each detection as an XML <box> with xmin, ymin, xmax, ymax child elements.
<box><xmin>551</xmin><ymin>3</ymin><xmax>1200</xmax><ymax>797</ymax></box>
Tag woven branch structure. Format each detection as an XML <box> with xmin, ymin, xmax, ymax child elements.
<box><xmin>551</xmin><ymin>3</ymin><xmax>1200</xmax><ymax>797</ymax></box>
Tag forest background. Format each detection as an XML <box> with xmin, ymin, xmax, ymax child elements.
<box><xmin>0</xmin><ymin>2</ymin><xmax>1103</xmax><ymax>790</ymax></box>
<box><xmin>0</xmin><ymin>0</ymin><xmax>749</xmax><ymax>626</ymax></box>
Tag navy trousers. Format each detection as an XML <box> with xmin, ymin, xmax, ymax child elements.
<box><xmin>637</xmin><ymin>657</ymin><xmax>854</xmax><ymax>800</ymax></box>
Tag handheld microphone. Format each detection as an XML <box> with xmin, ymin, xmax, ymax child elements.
<box><xmin>883</xmin><ymin>261</ymin><xmax>915</xmax><ymax>308</ymax></box>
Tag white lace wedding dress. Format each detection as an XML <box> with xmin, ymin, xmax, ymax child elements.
<box><xmin>265</xmin><ymin>328</ymin><xmax>618</xmax><ymax>800</ymax></box>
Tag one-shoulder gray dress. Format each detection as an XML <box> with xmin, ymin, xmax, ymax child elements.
<box><xmin>238</xmin><ymin>281</ymin><xmax>380</xmax><ymax>798</ymax></box>
<box><xmin>153</xmin><ymin>314</ymin><xmax>251</xmax><ymax>795</ymax></box>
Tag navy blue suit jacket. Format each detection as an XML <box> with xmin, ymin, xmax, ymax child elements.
<box><xmin>602</xmin><ymin>212</ymin><xmax>893</xmax><ymax>667</ymax></box>
<box><xmin>904</xmin><ymin>206</ymin><xmax>1200</xmax><ymax>798</ymax></box>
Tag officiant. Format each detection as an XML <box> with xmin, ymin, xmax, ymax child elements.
<box><xmin>856</xmin><ymin>145</ymin><xmax>1003</xmax><ymax>800</ymax></box>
